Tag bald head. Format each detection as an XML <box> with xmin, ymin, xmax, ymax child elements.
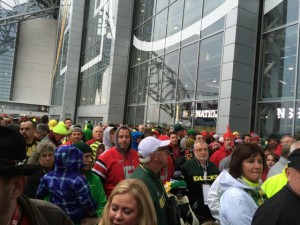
<box><xmin>92</xmin><ymin>126</ymin><xmax>103</xmax><ymax>142</ymax></box>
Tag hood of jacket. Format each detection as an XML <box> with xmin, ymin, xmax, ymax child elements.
<box><xmin>219</xmin><ymin>169</ymin><xmax>253</xmax><ymax>192</ymax></box>
<box><xmin>103</xmin><ymin>126</ymin><xmax>115</xmax><ymax>150</ymax></box>
<box><xmin>54</xmin><ymin>145</ymin><xmax>84</xmax><ymax>172</ymax></box>
<box><xmin>114</xmin><ymin>125</ymin><xmax>133</xmax><ymax>153</ymax></box>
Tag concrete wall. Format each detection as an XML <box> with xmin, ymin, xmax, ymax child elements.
<box><xmin>13</xmin><ymin>18</ymin><xmax>57</xmax><ymax>105</ymax></box>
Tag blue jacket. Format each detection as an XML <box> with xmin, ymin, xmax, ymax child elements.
<box><xmin>37</xmin><ymin>145</ymin><xmax>96</xmax><ymax>223</ymax></box>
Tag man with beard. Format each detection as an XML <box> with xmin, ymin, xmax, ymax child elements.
<box><xmin>92</xmin><ymin>125</ymin><xmax>139</xmax><ymax>197</ymax></box>
<box><xmin>181</xmin><ymin>140</ymin><xmax>219</xmax><ymax>224</ymax></box>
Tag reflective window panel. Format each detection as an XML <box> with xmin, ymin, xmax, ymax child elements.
<box><xmin>148</xmin><ymin>56</ymin><xmax>164</xmax><ymax>104</ymax></box>
<box><xmin>136</xmin><ymin>105</ymin><xmax>145</xmax><ymax>125</ymax></box>
<box><xmin>294</xmin><ymin>102</ymin><xmax>300</xmax><ymax>139</ymax></box>
<box><xmin>177</xmin><ymin>42</ymin><xmax>199</xmax><ymax>101</ymax></box>
<box><xmin>128</xmin><ymin>67</ymin><xmax>139</xmax><ymax>104</ymax></box>
<box><xmin>263</xmin><ymin>0</ymin><xmax>298</xmax><ymax>32</ymax></box>
<box><xmin>260</xmin><ymin>25</ymin><xmax>297</xmax><ymax>100</ymax></box>
<box><xmin>197</xmin><ymin>33</ymin><xmax>223</xmax><ymax>99</ymax></box>
<box><xmin>152</xmin><ymin>9</ymin><xmax>168</xmax><ymax>57</ymax></box>
<box><xmin>181</xmin><ymin>0</ymin><xmax>202</xmax><ymax>46</ymax></box>
<box><xmin>161</xmin><ymin>50</ymin><xmax>179</xmax><ymax>102</ymax></box>
<box><xmin>138</xmin><ymin>63</ymin><xmax>149</xmax><ymax>104</ymax></box>
<box><xmin>147</xmin><ymin>104</ymin><xmax>160</xmax><ymax>126</ymax></box>
<box><xmin>175</xmin><ymin>102</ymin><xmax>193</xmax><ymax>128</ymax></box>
<box><xmin>257</xmin><ymin>102</ymin><xmax>293</xmax><ymax>139</ymax></box>
<box><xmin>165</xmin><ymin>0</ymin><xmax>184</xmax><ymax>53</ymax></box>
<box><xmin>159</xmin><ymin>103</ymin><xmax>175</xmax><ymax>127</ymax></box>
<box><xmin>126</xmin><ymin>106</ymin><xmax>136</xmax><ymax>126</ymax></box>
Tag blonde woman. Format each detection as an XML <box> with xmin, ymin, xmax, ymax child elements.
<box><xmin>99</xmin><ymin>179</ymin><xmax>157</xmax><ymax>225</ymax></box>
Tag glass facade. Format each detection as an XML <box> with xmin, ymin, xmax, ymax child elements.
<box><xmin>126</xmin><ymin>0</ymin><xmax>224</xmax><ymax>130</ymax></box>
<box><xmin>51</xmin><ymin>0</ymin><xmax>72</xmax><ymax>106</ymax></box>
<box><xmin>258</xmin><ymin>0</ymin><xmax>300</xmax><ymax>139</ymax></box>
<box><xmin>78</xmin><ymin>0</ymin><xmax>113</xmax><ymax>106</ymax></box>
<box><xmin>0</xmin><ymin>18</ymin><xmax>18</xmax><ymax>101</ymax></box>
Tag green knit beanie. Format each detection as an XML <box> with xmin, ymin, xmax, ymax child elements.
<box><xmin>74</xmin><ymin>142</ymin><xmax>92</xmax><ymax>154</ymax></box>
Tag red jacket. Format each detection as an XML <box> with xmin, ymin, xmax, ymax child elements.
<box><xmin>210</xmin><ymin>146</ymin><xmax>232</xmax><ymax>168</ymax></box>
<box><xmin>92</xmin><ymin>146</ymin><xmax>139</xmax><ymax>197</ymax></box>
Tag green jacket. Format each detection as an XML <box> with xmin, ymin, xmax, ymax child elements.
<box><xmin>86</xmin><ymin>171</ymin><xmax>107</xmax><ymax>217</ymax></box>
<box><xmin>261</xmin><ymin>167</ymin><xmax>287</xmax><ymax>198</ymax></box>
<box><xmin>132</xmin><ymin>165</ymin><xmax>168</xmax><ymax>225</ymax></box>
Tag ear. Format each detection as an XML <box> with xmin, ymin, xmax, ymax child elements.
<box><xmin>10</xmin><ymin>176</ymin><xmax>27</xmax><ymax>199</ymax></box>
<box><xmin>285</xmin><ymin>167</ymin><xmax>291</xmax><ymax>179</ymax></box>
<box><xmin>150</xmin><ymin>152</ymin><xmax>158</xmax><ymax>160</ymax></box>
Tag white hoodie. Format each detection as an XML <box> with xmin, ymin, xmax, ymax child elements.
<box><xmin>207</xmin><ymin>170</ymin><xmax>259</xmax><ymax>225</ymax></box>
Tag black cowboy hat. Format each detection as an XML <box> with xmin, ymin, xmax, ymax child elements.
<box><xmin>0</xmin><ymin>126</ymin><xmax>37</xmax><ymax>175</ymax></box>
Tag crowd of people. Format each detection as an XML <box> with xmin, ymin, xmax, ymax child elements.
<box><xmin>1</xmin><ymin>114</ymin><xmax>300</xmax><ymax>225</ymax></box>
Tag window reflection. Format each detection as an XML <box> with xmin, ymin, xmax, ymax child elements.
<box><xmin>175</xmin><ymin>102</ymin><xmax>193</xmax><ymax>128</ymax></box>
<box><xmin>144</xmin><ymin>0</ymin><xmax>156</xmax><ymax>21</ymax></box>
<box><xmin>261</xmin><ymin>26</ymin><xmax>297</xmax><ymax>100</ymax></box>
<box><xmin>203</xmin><ymin>0</ymin><xmax>225</xmax><ymax>17</ymax></box>
<box><xmin>152</xmin><ymin>9</ymin><xmax>167</xmax><ymax>56</ymax></box>
<box><xmin>258</xmin><ymin>102</ymin><xmax>293</xmax><ymax>139</ymax></box>
<box><xmin>159</xmin><ymin>103</ymin><xmax>175</xmax><ymax>126</ymax></box>
<box><xmin>294</xmin><ymin>102</ymin><xmax>300</xmax><ymax>139</ymax></box>
<box><xmin>134</xmin><ymin>0</ymin><xmax>145</xmax><ymax>27</ymax></box>
<box><xmin>165</xmin><ymin>0</ymin><xmax>184</xmax><ymax>53</ymax></box>
<box><xmin>126</xmin><ymin>107</ymin><xmax>136</xmax><ymax>126</ymax></box>
<box><xmin>136</xmin><ymin>105</ymin><xmax>145</xmax><ymax>125</ymax></box>
<box><xmin>181</xmin><ymin>0</ymin><xmax>202</xmax><ymax>46</ymax></box>
<box><xmin>128</xmin><ymin>67</ymin><xmax>138</xmax><ymax>104</ymax></box>
<box><xmin>263</xmin><ymin>0</ymin><xmax>298</xmax><ymax>32</ymax></box>
<box><xmin>147</xmin><ymin>104</ymin><xmax>160</xmax><ymax>125</ymax></box>
<box><xmin>156</xmin><ymin>0</ymin><xmax>168</xmax><ymax>13</ymax></box>
<box><xmin>177</xmin><ymin>42</ymin><xmax>198</xmax><ymax>101</ymax></box>
<box><xmin>132</xmin><ymin>27</ymin><xmax>142</xmax><ymax>65</ymax></box>
<box><xmin>201</xmin><ymin>18</ymin><xmax>224</xmax><ymax>38</ymax></box>
<box><xmin>161</xmin><ymin>51</ymin><xmax>179</xmax><ymax>102</ymax></box>
<box><xmin>138</xmin><ymin>63</ymin><xmax>149</xmax><ymax>104</ymax></box>
<box><xmin>148</xmin><ymin>57</ymin><xmax>163</xmax><ymax>104</ymax></box>
<box><xmin>141</xmin><ymin>18</ymin><xmax>154</xmax><ymax>62</ymax></box>
<box><xmin>197</xmin><ymin>33</ymin><xmax>223</xmax><ymax>99</ymax></box>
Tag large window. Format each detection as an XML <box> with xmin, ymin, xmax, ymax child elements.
<box><xmin>260</xmin><ymin>25</ymin><xmax>297</xmax><ymax>100</ymax></box>
<box><xmin>256</xmin><ymin>0</ymin><xmax>300</xmax><ymax>139</ymax></box>
<box><xmin>258</xmin><ymin>102</ymin><xmax>293</xmax><ymax>138</ymax></box>
<box><xmin>177</xmin><ymin>42</ymin><xmax>198</xmax><ymax>101</ymax></box>
<box><xmin>127</xmin><ymin>0</ymin><xmax>224</xmax><ymax>127</ymax></box>
<box><xmin>197</xmin><ymin>33</ymin><xmax>223</xmax><ymax>99</ymax></box>
<box><xmin>263</xmin><ymin>0</ymin><xmax>298</xmax><ymax>32</ymax></box>
<box><xmin>78</xmin><ymin>0</ymin><xmax>113</xmax><ymax>106</ymax></box>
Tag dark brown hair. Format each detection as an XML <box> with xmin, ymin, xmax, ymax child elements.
<box><xmin>229</xmin><ymin>143</ymin><xmax>265</xmax><ymax>179</ymax></box>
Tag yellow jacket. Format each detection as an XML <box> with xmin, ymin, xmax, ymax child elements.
<box><xmin>261</xmin><ymin>167</ymin><xmax>287</xmax><ymax>198</ymax></box>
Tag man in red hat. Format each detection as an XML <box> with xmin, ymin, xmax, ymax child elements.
<box><xmin>0</xmin><ymin>126</ymin><xmax>73</xmax><ymax>225</ymax></box>
<box><xmin>210</xmin><ymin>129</ymin><xmax>235</xmax><ymax>168</ymax></box>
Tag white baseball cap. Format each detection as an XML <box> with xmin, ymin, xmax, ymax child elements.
<box><xmin>138</xmin><ymin>136</ymin><xmax>170</xmax><ymax>158</ymax></box>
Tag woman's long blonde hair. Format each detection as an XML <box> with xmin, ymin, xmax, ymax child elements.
<box><xmin>99</xmin><ymin>179</ymin><xmax>157</xmax><ymax>225</ymax></box>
